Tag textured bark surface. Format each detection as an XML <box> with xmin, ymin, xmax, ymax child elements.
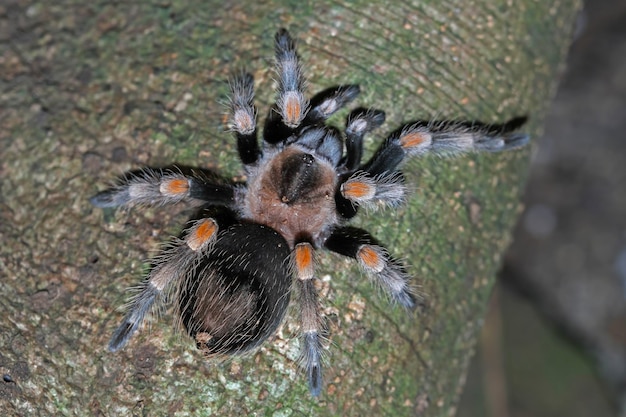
<box><xmin>0</xmin><ymin>0</ymin><xmax>579</xmax><ymax>416</ymax></box>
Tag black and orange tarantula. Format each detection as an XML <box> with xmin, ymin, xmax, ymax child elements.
<box><xmin>91</xmin><ymin>29</ymin><xmax>528</xmax><ymax>396</ymax></box>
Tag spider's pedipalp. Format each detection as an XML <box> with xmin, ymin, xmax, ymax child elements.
<box><xmin>305</xmin><ymin>84</ymin><xmax>361</xmax><ymax>124</ymax></box>
<box><xmin>90</xmin><ymin>169</ymin><xmax>235</xmax><ymax>208</ymax></box>
<box><xmin>293</xmin><ymin>242</ymin><xmax>325</xmax><ymax>397</ymax></box>
<box><xmin>274</xmin><ymin>28</ymin><xmax>309</xmax><ymax>128</ymax></box>
<box><xmin>346</xmin><ymin>108</ymin><xmax>386</xmax><ymax>136</ymax></box>
<box><xmin>340</xmin><ymin>171</ymin><xmax>406</xmax><ymax>210</ymax></box>
<box><xmin>340</xmin><ymin>108</ymin><xmax>386</xmax><ymax>173</ymax></box>
<box><xmin>324</xmin><ymin>227</ymin><xmax>417</xmax><ymax>309</ymax></box>
<box><xmin>229</xmin><ymin>73</ymin><xmax>260</xmax><ymax>165</ymax></box>
<box><xmin>108</xmin><ymin>218</ymin><xmax>220</xmax><ymax>352</ymax></box>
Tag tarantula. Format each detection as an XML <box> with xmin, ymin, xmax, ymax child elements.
<box><xmin>91</xmin><ymin>28</ymin><xmax>528</xmax><ymax>396</ymax></box>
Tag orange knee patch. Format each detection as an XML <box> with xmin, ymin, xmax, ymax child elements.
<box><xmin>186</xmin><ymin>219</ymin><xmax>217</xmax><ymax>251</ymax></box>
<box><xmin>399</xmin><ymin>131</ymin><xmax>428</xmax><ymax>149</ymax></box>
<box><xmin>160</xmin><ymin>178</ymin><xmax>190</xmax><ymax>196</ymax></box>
<box><xmin>342</xmin><ymin>180</ymin><xmax>375</xmax><ymax>201</ymax></box>
<box><xmin>295</xmin><ymin>243</ymin><xmax>314</xmax><ymax>280</ymax></box>
<box><xmin>283</xmin><ymin>93</ymin><xmax>303</xmax><ymax>126</ymax></box>
<box><xmin>357</xmin><ymin>245</ymin><xmax>385</xmax><ymax>272</ymax></box>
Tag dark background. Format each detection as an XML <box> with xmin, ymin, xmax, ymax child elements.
<box><xmin>458</xmin><ymin>1</ymin><xmax>626</xmax><ymax>416</ymax></box>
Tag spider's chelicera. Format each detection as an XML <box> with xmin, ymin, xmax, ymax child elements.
<box><xmin>91</xmin><ymin>29</ymin><xmax>528</xmax><ymax>396</ymax></box>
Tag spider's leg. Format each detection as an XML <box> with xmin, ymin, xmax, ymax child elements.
<box><xmin>293</xmin><ymin>242</ymin><xmax>324</xmax><ymax>397</ymax></box>
<box><xmin>90</xmin><ymin>168</ymin><xmax>235</xmax><ymax>209</ymax></box>
<box><xmin>108</xmin><ymin>215</ymin><xmax>220</xmax><ymax>351</ymax></box>
<box><xmin>339</xmin><ymin>170</ymin><xmax>406</xmax><ymax>211</ymax></box>
<box><xmin>274</xmin><ymin>28</ymin><xmax>309</xmax><ymax>129</ymax></box>
<box><xmin>340</xmin><ymin>108</ymin><xmax>386</xmax><ymax>173</ymax></box>
<box><xmin>229</xmin><ymin>73</ymin><xmax>260</xmax><ymax>166</ymax></box>
<box><xmin>304</xmin><ymin>85</ymin><xmax>361</xmax><ymax>125</ymax></box>
<box><xmin>324</xmin><ymin>227</ymin><xmax>417</xmax><ymax>309</ymax></box>
<box><xmin>362</xmin><ymin>117</ymin><xmax>530</xmax><ymax>176</ymax></box>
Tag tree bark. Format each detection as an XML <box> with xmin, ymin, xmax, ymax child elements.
<box><xmin>0</xmin><ymin>0</ymin><xmax>580</xmax><ymax>415</ymax></box>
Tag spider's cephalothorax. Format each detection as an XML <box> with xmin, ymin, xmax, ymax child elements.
<box><xmin>91</xmin><ymin>29</ymin><xmax>528</xmax><ymax>396</ymax></box>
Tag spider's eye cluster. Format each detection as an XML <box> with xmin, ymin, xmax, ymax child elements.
<box><xmin>91</xmin><ymin>28</ymin><xmax>528</xmax><ymax>397</ymax></box>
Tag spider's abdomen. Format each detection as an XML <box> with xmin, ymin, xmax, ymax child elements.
<box><xmin>177</xmin><ymin>223</ymin><xmax>291</xmax><ymax>356</ymax></box>
<box><xmin>245</xmin><ymin>145</ymin><xmax>338</xmax><ymax>247</ymax></box>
